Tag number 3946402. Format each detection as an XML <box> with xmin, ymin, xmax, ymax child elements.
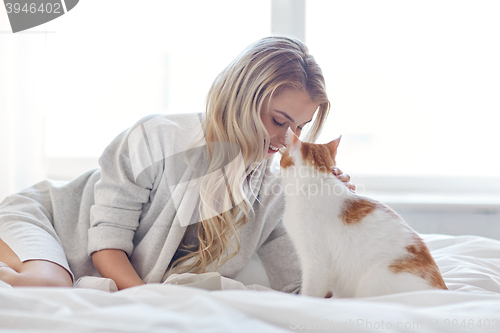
<box><xmin>443</xmin><ymin>319</ymin><xmax>499</xmax><ymax>330</ymax></box>
<box><xmin>5</xmin><ymin>2</ymin><xmax>62</xmax><ymax>14</ymax></box>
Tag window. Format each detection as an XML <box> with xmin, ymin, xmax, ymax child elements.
<box><xmin>43</xmin><ymin>0</ymin><xmax>271</xmax><ymax>178</ymax></box>
<box><xmin>306</xmin><ymin>0</ymin><xmax>500</xmax><ymax>187</ymax></box>
<box><xmin>6</xmin><ymin>0</ymin><xmax>500</xmax><ymax>202</ymax></box>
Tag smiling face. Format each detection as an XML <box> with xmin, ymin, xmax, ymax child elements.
<box><xmin>260</xmin><ymin>87</ymin><xmax>320</xmax><ymax>159</ymax></box>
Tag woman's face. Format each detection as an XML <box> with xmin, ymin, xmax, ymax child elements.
<box><xmin>260</xmin><ymin>88</ymin><xmax>319</xmax><ymax>159</ymax></box>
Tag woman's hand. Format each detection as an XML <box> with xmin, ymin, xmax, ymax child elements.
<box><xmin>91</xmin><ymin>249</ymin><xmax>145</xmax><ymax>290</ymax></box>
<box><xmin>332</xmin><ymin>167</ymin><xmax>356</xmax><ymax>193</ymax></box>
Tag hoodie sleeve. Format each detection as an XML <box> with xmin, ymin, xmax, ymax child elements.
<box><xmin>87</xmin><ymin>114</ymin><xmax>163</xmax><ymax>257</ymax></box>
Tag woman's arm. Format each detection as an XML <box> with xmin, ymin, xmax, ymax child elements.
<box><xmin>88</xmin><ymin>115</ymin><xmax>163</xmax><ymax>288</ymax></box>
<box><xmin>91</xmin><ymin>249</ymin><xmax>145</xmax><ymax>290</ymax></box>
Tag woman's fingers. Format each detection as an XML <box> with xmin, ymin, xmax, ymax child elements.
<box><xmin>336</xmin><ymin>174</ymin><xmax>350</xmax><ymax>183</ymax></box>
<box><xmin>345</xmin><ymin>182</ymin><xmax>356</xmax><ymax>193</ymax></box>
<box><xmin>332</xmin><ymin>167</ymin><xmax>356</xmax><ymax>193</ymax></box>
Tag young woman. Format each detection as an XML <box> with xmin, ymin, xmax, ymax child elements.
<box><xmin>0</xmin><ymin>36</ymin><xmax>354</xmax><ymax>291</ymax></box>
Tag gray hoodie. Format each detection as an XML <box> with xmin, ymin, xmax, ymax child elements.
<box><xmin>0</xmin><ymin>113</ymin><xmax>301</xmax><ymax>293</ymax></box>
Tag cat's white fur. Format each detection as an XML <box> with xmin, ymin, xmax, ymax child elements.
<box><xmin>280</xmin><ymin>136</ymin><xmax>446</xmax><ymax>298</ymax></box>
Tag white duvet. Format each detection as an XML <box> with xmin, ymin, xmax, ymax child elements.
<box><xmin>1</xmin><ymin>234</ymin><xmax>500</xmax><ymax>332</ymax></box>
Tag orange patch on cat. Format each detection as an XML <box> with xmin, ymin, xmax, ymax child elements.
<box><xmin>340</xmin><ymin>198</ymin><xmax>378</xmax><ymax>225</ymax></box>
<box><xmin>280</xmin><ymin>150</ymin><xmax>295</xmax><ymax>168</ymax></box>
<box><xmin>300</xmin><ymin>142</ymin><xmax>336</xmax><ymax>173</ymax></box>
<box><xmin>389</xmin><ymin>236</ymin><xmax>447</xmax><ymax>289</ymax></box>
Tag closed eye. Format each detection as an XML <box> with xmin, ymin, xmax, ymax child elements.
<box><xmin>298</xmin><ymin>120</ymin><xmax>312</xmax><ymax>131</ymax></box>
<box><xmin>273</xmin><ymin>118</ymin><xmax>286</xmax><ymax>127</ymax></box>
<box><xmin>297</xmin><ymin>123</ymin><xmax>308</xmax><ymax>131</ymax></box>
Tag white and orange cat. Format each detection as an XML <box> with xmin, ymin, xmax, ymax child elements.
<box><xmin>280</xmin><ymin>132</ymin><xmax>447</xmax><ymax>298</ymax></box>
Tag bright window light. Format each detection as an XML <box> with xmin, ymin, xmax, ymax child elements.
<box><xmin>43</xmin><ymin>0</ymin><xmax>271</xmax><ymax>158</ymax></box>
<box><xmin>307</xmin><ymin>0</ymin><xmax>500</xmax><ymax>178</ymax></box>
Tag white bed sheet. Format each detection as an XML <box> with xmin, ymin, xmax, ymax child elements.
<box><xmin>1</xmin><ymin>234</ymin><xmax>499</xmax><ymax>332</ymax></box>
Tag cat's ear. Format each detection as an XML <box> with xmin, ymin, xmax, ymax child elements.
<box><xmin>285</xmin><ymin>128</ymin><xmax>301</xmax><ymax>151</ymax></box>
<box><xmin>328</xmin><ymin>135</ymin><xmax>342</xmax><ymax>154</ymax></box>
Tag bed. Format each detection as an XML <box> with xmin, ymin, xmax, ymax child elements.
<box><xmin>1</xmin><ymin>233</ymin><xmax>499</xmax><ymax>332</ymax></box>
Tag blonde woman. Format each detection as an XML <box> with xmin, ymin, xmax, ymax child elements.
<box><xmin>0</xmin><ymin>36</ymin><xmax>354</xmax><ymax>291</ymax></box>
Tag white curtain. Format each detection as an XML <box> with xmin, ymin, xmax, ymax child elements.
<box><xmin>0</xmin><ymin>17</ymin><xmax>47</xmax><ymax>202</ymax></box>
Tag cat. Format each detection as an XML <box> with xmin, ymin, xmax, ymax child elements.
<box><xmin>280</xmin><ymin>132</ymin><xmax>447</xmax><ymax>298</ymax></box>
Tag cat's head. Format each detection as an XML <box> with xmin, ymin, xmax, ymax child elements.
<box><xmin>280</xmin><ymin>129</ymin><xmax>341</xmax><ymax>174</ymax></box>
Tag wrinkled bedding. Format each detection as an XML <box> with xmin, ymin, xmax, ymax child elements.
<box><xmin>1</xmin><ymin>234</ymin><xmax>499</xmax><ymax>332</ymax></box>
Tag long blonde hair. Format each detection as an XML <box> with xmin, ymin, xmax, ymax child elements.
<box><xmin>170</xmin><ymin>36</ymin><xmax>330</xmax><ymax>274</ymax></box>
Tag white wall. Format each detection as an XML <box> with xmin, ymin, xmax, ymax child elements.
<box><xmin>0</xmin><ymin>14</ymin><xmax>46</xmax><ymax>201</ymax></box>
<box><xmin>398</xmin><ymin>210</ymin><xmax>500</xmax><ymax>241</ymax></box>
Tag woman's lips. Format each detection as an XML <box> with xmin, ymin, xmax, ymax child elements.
<box><xmin>268</xmin><ymin>143</ymin><xmax>280</xmax><ymax>155</ymax></box>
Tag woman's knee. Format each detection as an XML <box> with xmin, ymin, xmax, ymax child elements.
<box><xmin>0</xmin><ymin>238</ymin><xmax>22</xmax><ymax>272</ymax></box>
<box><xmin>0</xmin><ymin>238</ymin><xmax>73</xmax><ymax>287</ymax></box>
<box><xmin>0</xmin><ymin>260</ymin><xmax>73</xmax><ymax>287</ymax></box>
<box><xmin>17</xmin><ymin>260</ymin><xmax>73</xmax><ymax>287</ymax></box>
